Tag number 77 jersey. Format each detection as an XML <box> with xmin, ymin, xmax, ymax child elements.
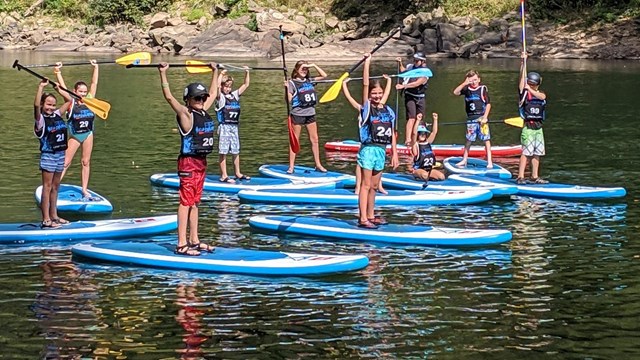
<box><xmin>217</xmin><ymin>91</ymin><xmax>241</xmax><ymax>124</ymax></box>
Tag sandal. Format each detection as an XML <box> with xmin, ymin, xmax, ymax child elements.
<box><xmin>52</xmin><ymin>218</ymin><xmax>70</xmax><ymax>225</ymax></box>
<box><xmin>189</xmin><ymin>241</ymin><xmax>215</xmax><ymax>253</ymax></box>
<box><xmin>219</xmin><ymin>177</ymin><xmax>236</xmax><ymax>183</ymax></box>
<box><xmin>357</xmin><ymin>220</ymin><xmax>379</xmax><ymax>229</ymax></box>
<box><xmin>532</xmin><ymin>177</ymin><xmax>549</xmax><ymax>184</ymax></box>
<box><xmin>174</xmin><ymin>244</ymin><xmax>200</xmax><ymax>256</ymax></box>
<box><xmin>516</xmin><ymin>177</ymin><xmax>527</xmax><ymax>185</ymax></box>
<box><xmin>369</xmin><ymin>216</ymin><xmax>388</xmax><ymax>226</ymax></box>
<box><xmin>235</xmin><ymin>174</ymin><xmax>251</xmax><ymax>181</ymax></box>
<box><xmin>41</xmin><ymin>220</ymin><xmax>61</xmax><ymax>229</ymax></box>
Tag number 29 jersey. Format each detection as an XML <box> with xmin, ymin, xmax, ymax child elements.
<box><xmin>358</xmin><ymin>101</ymin><xmax>396</xmax><ymax>146</ymax></box>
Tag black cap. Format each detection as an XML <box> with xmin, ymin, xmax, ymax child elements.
<box><xmin>527</xmin><ymin>72</ymin><xmax>542</xmax><ymax>85</ymax></box>
<box><xmin>183</xmin><ymin>82</ymin><xmax>209</xmax><ymax>100</ymax></box>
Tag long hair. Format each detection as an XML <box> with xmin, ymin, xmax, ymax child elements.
<box><xmin>291</xmin><ymin>60</ymin><xmax>309</xmax><ymax>80</ymax></box>
<box><xmin>40</xmin><ymin>92</ymin><xmax>57</xmax><ymax>106</ymax></box>
<box><xmin>73</xmin><ymin>81</ymin><xmax>87</xmax><ymax>90</ymax></box>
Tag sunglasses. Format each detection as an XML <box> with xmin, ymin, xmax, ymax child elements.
<box><xmin>192</xmin><ymin>95</ymin><xmax>208</xmax><ymax>102</ymax></box>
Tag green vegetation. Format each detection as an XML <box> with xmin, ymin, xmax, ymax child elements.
<box><xmin>435</xmin><ymin>0</ymin><xmax>518</xmax><ymax>21</ymax></box>
<box><xmin>528</xmin><ymin>0</ymin><xmax>640</xmax><ymax>23</ymax></box>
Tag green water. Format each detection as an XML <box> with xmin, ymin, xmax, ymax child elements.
<box><xmin>0</xmin><ymin>51</ymin><xmax>638</xmax><ymax>359</ymax></box>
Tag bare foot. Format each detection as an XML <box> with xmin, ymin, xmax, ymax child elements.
<box><xmin>486</xmin><ymin>163</ymin><xmax>494</xmax><ymax>169</ymax></box>
<box><xmin>378</xmin><ymin>187</ymin><xmax>388</xmax><ymax>195</ymax></box>
<box><xmin>455</xmin><ymin>161</ymin><xmax>467</xmax><ymax>168</ymax></box>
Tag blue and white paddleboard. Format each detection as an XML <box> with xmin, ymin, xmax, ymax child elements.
<box><xmin>249</xmin><ymin>216</ymin><xmax>512</xmax><ymax>246</ymax></box>
<box><xmin>72</xmin><ymin>242</ymin><xmax>369</xmax><ymax>276</ymax></box>
<box><xmin>0</xmin><ymin>215</ymin><xmax>177</xmax><ymax>243</ymax></box>
<box><xmin>237</xmin><ymin>188</ymin><xmax>492</xmax><ymax>206</ymax></box>
<box><xmin>443</xmin><ymin>157</ymin><xmax>512</xmax><ymax>179</ymax></box>
<box><xmin>149</xmin><ymin>173</ymin><xmax>336</xmax><ymax>194</ymax></box>
<box><xmin>35</xmin><ymin>184</ymin><xmax>113</xmax><ymax>213</ymax></box>
<box><xmin>448</xmin><ymin>174</ymin><xmax>627</xmax><ymax>200</ymax></box>
<box><xmin>381</xmin><ymin>173</ymin><xmax>518</xmax><ymax>197</ymax></box>
<box><xmin>258</xmin><ymin>164</ymin><xmax>355</xmax><ymax>187</ymax></box>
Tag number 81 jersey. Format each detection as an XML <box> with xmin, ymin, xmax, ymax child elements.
<box><xmin>358</xmin><ymin>101</ymin><xmax>395</xmax><ymax>145</ymax></box>
<box><xmin>290</xmin><ymin>79</ymin><xmax>317</xmax><ymax>108</ymax></box>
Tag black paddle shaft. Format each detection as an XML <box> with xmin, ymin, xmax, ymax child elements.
<box><xmin>125</xmin><ymin>63</ymin><xmax>204</xmax><ymax>68</ymax></box>
<box><xmin>13</xmin><ymin>60</ymin><xmax>81</xmax><ymax>100</ymax></box>
<box><xmin>279</xmin><ymin>25</ymin><xmax>290</xmax><ymax>115</ymax></box>
<box><xmin>346</xmin><ymin>26</ymin><xmax>401</xmax><ymax>73</ymax></box>
<box><xmin>24</xmin><ymin>60</ymin><xmax>113</xmax><ymax>68</ymax></box>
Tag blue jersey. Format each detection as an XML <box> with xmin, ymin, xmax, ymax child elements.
<box><xmin>35</xmin><ymin>110</ymin><xmax>68</xmax><ymax>153</ymax></box>
<box><xmin>68</xmin><ymin>98</ymin><xmax>94</xmax><ymax>134</ymax></box>
<box><xmin>178</xmin><ymin>109</ymin><xmax>215</xmax><ymax>156</ymax></box>
<box><xmin>216</xmin><ymin>90</ymin><xmax>241</xmax><ymax>125</ymax></box>
<box><xmin>290</xmin><ymin>79</ymin><xmax>317</xmax><ymax>109</ymax></box>
<box><xmin>358</xmin><ymin>101</ymin><xmax>396</xmax><ymax>145</ymax></box>
<box><xmin>460</xmin><ymin>85</ymin><xmax>489</xmax><ymax>120</ymax></box>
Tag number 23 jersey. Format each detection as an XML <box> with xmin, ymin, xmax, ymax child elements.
<box><xmin>358</xmin><ymin>101</ymin><xmax>396</xmax><ymax>145</ymax></box>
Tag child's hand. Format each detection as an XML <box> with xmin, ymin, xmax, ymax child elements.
<box><xmin>54</xmin><ymin>62</ymin><xmax>62</xmax><ymax>73</ymax></box>
<box><xmin>158</xmin><ymin>62</ymin><xmax>169</xmax><ymax>72</ymax></box>
<box><xmin>242</xmin><ymin>66</ymin><xmax>250</xmax><ymax>71</ymax></box>
<box><xmin>343</xmin><ymin>77</ymin><xmax>351</xmax><ymax>84</ymax></box>
<box><xmin>395</xmin><ymin>83</ymin><xmax>404</xmax><ymax>90</ymax></box>
<box><xmin>208</xmin><ymin>62</ymin><xmax>217</xmax><ymax>69</ymax></box>
<box><xmin>521</xmin><ymin>51</ymin><xmax>528</xmax><ymax>60</ymax></box>
<box><xmin>395</xmin><ymin>57</ymin><xmax>402</xmax><ymax>63</ymax></box>
<box><xmin>416</xmin><ymin>113</ymin><xmax>423</xmax><ymax>122</ymax></box>
<box><xmin>432</xmin><ymin>113</ymin><xmax>438</xmax><ymax>121</ymax></box>
<box><xmin>90</xmin><ymin>59</ymin><xmax>98</xmax><ymax>67</ymax></box>
<box><xmin>39</xmin><ymin>79</ymin><xmax>49</xmax><ymax>87</ymax></box>
<box><xmin>382</xmin><ymin>74</ymin><xmax>390</xmax><ymax>79</ymax></box>
<box><xmin>479</xmin><ymin>117</ymin><xmax>488</xmax><ymax>124</ymax></box>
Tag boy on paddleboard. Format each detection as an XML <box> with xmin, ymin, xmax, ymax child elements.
<box><xmin>343</xmin><ymin>53</ymin><xmax>398</xmax><ymax>229</ymax></box>
<box><xmin>158</xmin><ymin>62</ymin><xmax>218</xmax><ymax>256</ymax></box>
<box><xmin>453</xmin><ymin>70</ymin><xmax>493</xmax><ymax>169</ymax></box>
<box><xmin>517</xmin><ymin>52</ymin><xmax>548</xmax><ymax>184</ymax></box>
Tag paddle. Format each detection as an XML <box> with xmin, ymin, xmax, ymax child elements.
<box><xmin>125</xmin><ymin>63</ymin><xmax>206</xmax><ymax>69</ymax></box>
<box><xmin>313</xmin><ymin>68</ymin><xmax>434</xmax><ymax>83</ymax></box>
<box><xmin>319</xmin><ymin>26</ymin><xmax>402</xmax><ymax>103</ymax></box>
<box><xmin>13</xmin><ymin>60</ymin><xmax>111</xmax><ymax>120</ymax></box>
<box><xmin>280</xmin><ymin>25</ymin><xmax>300</xmax><ymax>154</ymax></box>
<box><xmin>521</xmin><ymin>0</ymin><xmax>527</xmax><ymax>70</ymax></box>
<box><xmin>24</xmin><ymin>52</ymin><xmax>151</xmax><ymax>68</ymax></box>
<box><xmin>435</xmin><ymin>117</ymin><xmax>524</xmax><ymax>128</ymax></box>
<box><xmin>184</xmin><ymin>60</ymin><xmax>284</xmax><ymax>74</ymax></box>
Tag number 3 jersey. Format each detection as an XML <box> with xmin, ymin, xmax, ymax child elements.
<box><xmin>68</xmin><ymin>98</ymin><xmax>95</xmax><ymax>134</ymax></box>
<box><xmin>358</xmin><ymin>101</ymin><xmax>396</xmax><ymax>146</ymax></box>
<box><xmin>215</xmin><ymin>90</ymin><xmax>241</xmax><ymax>125</ymax></box>
<box><xmin>460</xmin><ymin>85</ymin><xmax>490</xmax><ymax>120</ymax></box>
<box><xmin>177</xmin><ymin>108</ymin><xmax>215</xmax><ymax>156</ymax></box>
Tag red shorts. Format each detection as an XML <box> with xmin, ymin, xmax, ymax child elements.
<box><xmin>177</xmin><ymin>155</ymin><xmax>207</xmax><ymax>206</ymax></box>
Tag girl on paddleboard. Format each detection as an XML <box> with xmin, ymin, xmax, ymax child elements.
<box><xmin>517</xmin><ymin>52</ymin><xmax>548</xmax><ymax>184</ymax></box>
<box><xmin>53</xmin><ymin>60</ymin><xmax>99</xmax><ymax>200</ymax></box>
<box><xmin>33</xmin><ymin>79</ymin><xmax>71</xmax><ymax>228</ymax></box>
<box><xmin>215</xmin><ymin>67</ymin><xmax>250</xmax><ymax>183</ymax></box>
<box><xmin>411</xmin><ymin>113</ymin><xmax>445</xmax><ymax>182</ymax></box>
<box><xmin>158</xmin><ymin>62</ymin><xmax>218</xmax><ymax>256</ymax></box>
<box><xmin>342</xmin><ymin>53</ymin><xmax>399</xmax><ymax>229</ymax></box>
<box><xmin>285</xmin><ymin>60</ymin><xmax>328</xmax><ymax>174</ymax></box>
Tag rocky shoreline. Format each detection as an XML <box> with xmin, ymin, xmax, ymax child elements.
<box><xmin>1</xmin><ymin>6</ymin><xmax>639</xmax><ymax>61</ymax></box>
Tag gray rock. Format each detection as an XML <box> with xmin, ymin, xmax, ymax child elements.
<box><xmin>450</xmin><ymin>15</ymin><xmax>481</xmax><ymax>29</ymax></box>
<box><xmin>149</xmin><ymin>12</ymin><xmax>169</xmax><ymax>29</ymax></box>
<box><xmin>76</xmin><ymin>45</ymin><xmax>121</xmax><ymax>53</ymax></box>
<box><xmin>477</xmin><ymin>31</ymin><xmax>505</xmax><ymax>46</ymax></box>
<box><xmin>325</xmin><ymin>16</ymin><xmax>339</xmax><ymax>29</ymax></box>
<box><xmin>436</xmin><ymin>23</ymin><xmax>462</xmax><ymax>51</ymax></box>
<box><xmin>111</xmin><ymin>32</ymin><xmax>134</xmax><ymax>47</ymax></box>
<box><xmin>399</xmin><ymin>34</ymin><xmax>421</xmax><ymax>46</ymax></box>
<box><xmin>167</xmin><ymin>17</ymin><xmax>183</xmax><ymax>26</ymax></box>
<box><xmin>29</xmin><ymin>30</ymin><xmax>45</xmax><ymax>45</ymax></box>
<box><xmin>35</xmin><ymin>40</ymin><xmax>82</xmax><ymax>51</ymax></box>
<box><xmin>461</xmin><ymin>25</ymin><xmax>488</xmax><ymax>41</ymax></box>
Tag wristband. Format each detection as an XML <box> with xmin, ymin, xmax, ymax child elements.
<box><xmin>162</xmin><ymin>82</ymin><xmax>169</xmax><ymax>88</ymax></box>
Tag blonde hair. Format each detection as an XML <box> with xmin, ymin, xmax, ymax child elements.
<box><xmin>465</xmin><ymin>69</ymin><xmax>480</xmax><ymax>78</ymax></box>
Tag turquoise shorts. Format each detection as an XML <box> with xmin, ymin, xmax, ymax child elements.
<box><xmin>357</xmin><ymin>144</ymin><xmax>386</xmax><ymax>171</ymax></box>
<box><xmin>70</xmin><ymin>130</ymin><xmax>93</xmax><ymax>143</ymax></box>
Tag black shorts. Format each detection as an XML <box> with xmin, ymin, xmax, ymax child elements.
<box><xmin>291</xmin><ymin>114</ymin><xmax>316</xmax><ymax>125</ymax></box>
<box><xmin>404</xmin><ymin>95</ymin><xmax>425</xmax><ymax>120</ymax></box>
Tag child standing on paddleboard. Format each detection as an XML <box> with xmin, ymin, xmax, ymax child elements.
<box><xmin>34</xmin><ymin>79</ymin><xmax>71</xmax><ymax>228</ymax></box>
<box><xmin>517</xmin><ymin>52</ymin><xmax>548</xmax><ymax>184</ymax></box>
<box><xmin>53</xmin><ymin>60</ymin><xmax>99</xmax><ymax>201</ymax></box>
<box><xmin>395</xmin><ymin>52</ymin><xmax>429</xmax><ymax>146</ymax></box>
<box><xmin>215</xmin><ymin>67</ymin><xmax>250</xmax><ymax>183</ymax></box>
<box><xmin>158</xmin><ymin>62</ymin><xmax>218</xmax><ymax>256</ymax></box>
<box><xmin>286</xmin><ymin>60</ymin><xmax>328</xmax><ymax>174</ymax></box>
<box><xmin>411</xmin><ymin>113</ymin><xmax>445</xmax><ymax>182</ymax></box>
<box><xmin>453</xmin><ymin>70</ymin><xmax>493</xmax><ymax>169</ymax></box>
<box><xmin>342</xmin><ymin>53</ymin><xmax>398</xmax><ymax>229</ymax></box>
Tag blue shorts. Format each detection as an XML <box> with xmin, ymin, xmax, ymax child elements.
<box><xmin>40</xmin><ymin>151</ymin><xmax>66</xmax><ymax>173</ymax></box>
<box><xmin>357</xmin><ymin>145</ymin><xmax>386</xmax><ymax>171</ymax></box>
<box><xmin>70</xmin><ymin>130</ymin><xmax>93</xmax><ymax>143</ymax></box>
<box><xmin>465</xmin><ymin>121</ymin><xmax>490</xmax><ymax>142</ymax></box>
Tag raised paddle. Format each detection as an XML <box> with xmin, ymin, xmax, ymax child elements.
<box><xmin>312</xmin><ymin>67</ymin><xmax>434</xmax><ymax>83</ymax></box>
<box><xmin>24</xmin><ymin>52</ymin><xmax>151</xmax><ymax>68</ymax></box>
<box><xmin>125</xmin><ymin>63</ymin><xmax>208</xmax><ymax>69</ymax></box>
<box><xmin>433</xmin><ymin>117</ymin><xmax>524</xmax><ymax>128</ymax></box>
<box><xmin>13</xmin><ymin>60</ymin><xmax>111</xmax><ymax>120</ymax></box>
<box><xmin>184</xmin><ymin>60</ymin><xmax>284</xmax><ymax>74</ymax></box>
<box><xmin>319</xmin><ymin>26</ymin><xmax>402</xmax><ymax>103</ymax></box>
<box><xmin>280</xmin><ymin>25</ymin><xmax>299</xmax><ymax>154</ymax></box>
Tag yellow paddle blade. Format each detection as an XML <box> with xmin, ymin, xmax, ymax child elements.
<box><xmin>83</xmin><ymin>97</ymin><xmax>111</xmax><ymax>120</ymax></box>
<box><xmin>115</xmin><ymin>52</ymin><xmax>151</xmax><ymax>66</ymax></box>
<box><xmin>504</xmin><ymin>117</ymin><xmax>524</xmax><ymax>128</ymax></box>
<box><xmin>186</xmin><ymin>60</ymin><xmax>213</xmax><ymax>74</ymax></box>
<box><xmin>319</xmin><ymin>72</ymin><xmax>349</xmax><ymax>103</ymax></box>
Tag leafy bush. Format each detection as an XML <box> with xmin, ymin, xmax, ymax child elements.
<box><xmin>245</xmin><ymin>12</ymin><xmax>257</xmax><ymax>31</ymax></box>
<box><xmin>44</xmin><ymin>0</ymin><xmax>87</xmax><ymax>18</ymax></box>
<box><xmin>88</xmin><ymin>0</ymin><xmax>171</xmax><ymax>25</ymax></box>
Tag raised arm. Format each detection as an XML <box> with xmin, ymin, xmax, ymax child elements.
<box><xmin>53</xmin><ymin>62</ymin><xmax>72</xmax><ymax>102</ymax></box>
<box><xmin>362</xmin><ymin>54</ymin><xmax>371</xmax><ymax>104</ymax></box>
<box><xmin>519</xmin><ymin>52</ymin><xmax>527</xmax><ymax>93</ymax></box>
<box><xmin>88</xmin><ymin>60</ymin><xmax>99</xmax><ymax>97</ymax></box>
<box><xmin>237</xmin><ymin>67</ymin><xmax>250</xmax><ymax>95</ymax></box>
<box><xmin>453</xmin><ymin>78</ymin><xmax>469</xmax><ymax>96</ymax></box>
<box><xmin>308</xmin><ymin>63</ymin><xmax>327</xmax><ymax>81</ymax></box>
<box><xmin>380</xmin><ymin>74</ymin><xmax>392</xmax><ymax>104</ymax></box>
<box><xmin>34</xmin><ymin>79</ymin><xmax>47</xmax><ymax>122</ymax></box>
<box><xmin>341</xmin><ymin>78</ymin><xmax>361</xmax><ymax>110</ymax></box>
<box><xmin>426</xmin><ymin>113</ymin><xmax>438</xmax><ymax>144</ymax></box>
<box><xmin>411</xmin><ymin>113</ymin><xmax>422</xmax><ymax>148</ymax></box>
<box><xmin>158</xmin><ymin>63</ymin><xmax>187</xmax><ymax>115</ymax></box>
<box><xmin>395</xmin><ymin>57</ymin><xmax>406</xmax><ymax>72</ymax></box>
<box><xmin>203</xmin><ymin>62</ymin><xmax>218</xmax><ymax>111</ymax></box>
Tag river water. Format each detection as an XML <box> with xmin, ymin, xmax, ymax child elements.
<box><xmin>0</xmin><ymin>51</ymin><xmax>638</xmax><ymax>359</ymax></box>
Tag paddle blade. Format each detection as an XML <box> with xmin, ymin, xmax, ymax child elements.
<box><xmin>319</xmin><ymin>72</ymin><xmax>349</xmax><ymax>103</ymax></box>
<box><xmin>397</xmin><ymin>67</ymin><xmax>433</xmax><ymax>78</ymax></box>
<box><xmin>504</xmin><ymin>117</ymin><xmax>524</xmax><ymax>128</ymax></box>
<box><xmin>115</xmin><ymin>52</ymin><xmax>151</xmax><ymax>65</ymax></box>
<box><xmin>288</xmin><ymin>115</ymin><xmax>300</xmax><ymax>153</ymax></box>
<box><xmin>185</xmin><ymin>60</ymin><xmax>212</xmax><ymax>74</ymax></box>
<box><xmin>83</xmin><ymin>97</ymin><xmax>111</xmax><ymax>120</ymax></box>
